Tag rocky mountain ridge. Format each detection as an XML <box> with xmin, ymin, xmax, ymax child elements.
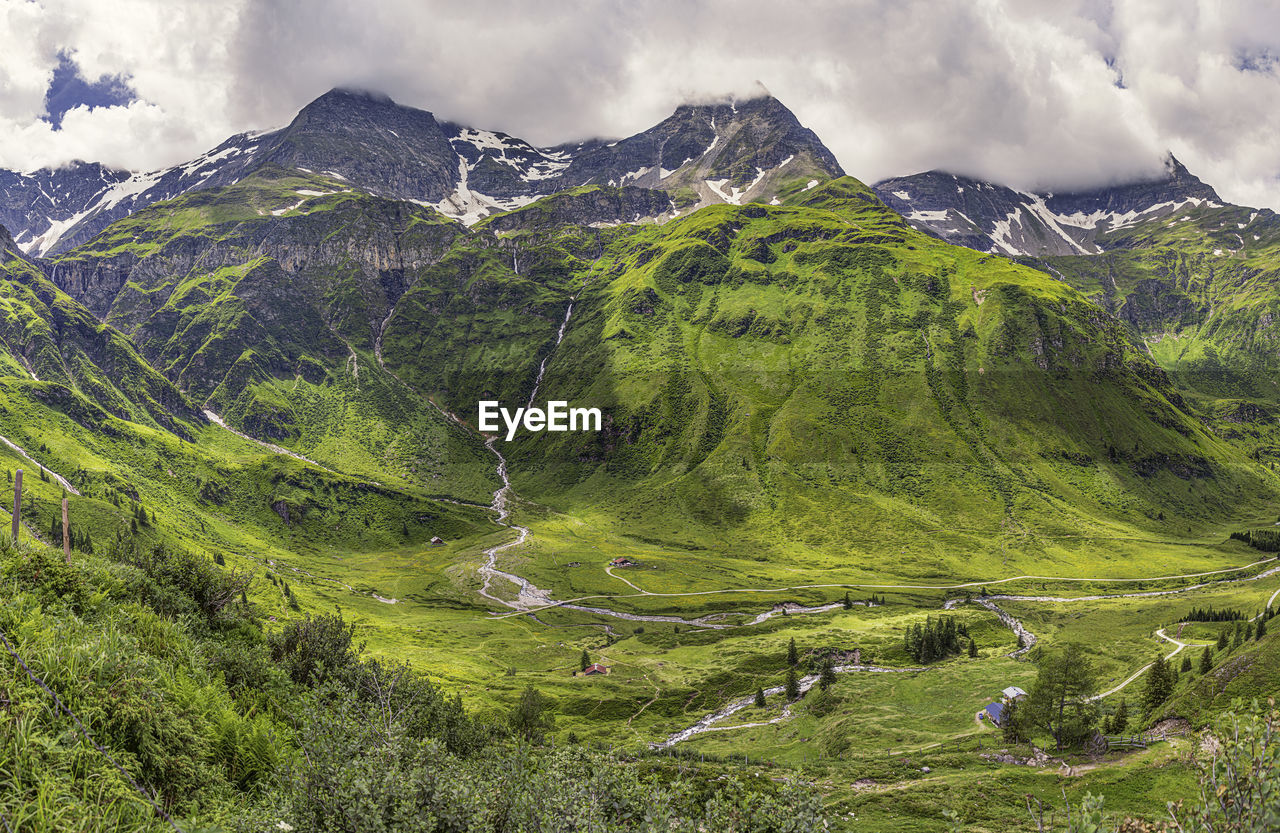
<box><xmin>872</xmin><ymin>156</ymin><xmax>1229</xmax><ymax>257</ymax></box>
<box><xmin>0</xmin><ymin>88</ymin><xmax>843</xmax><ymax>256</ymax></box>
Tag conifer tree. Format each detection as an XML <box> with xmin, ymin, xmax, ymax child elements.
<box><xmin>1199</xmin><ymin>644</ymin><xmax>1213</xmax><ymax>674</ymax></box>
<box><xmin>818</xmin><ymin>660</ymin><xmax>836</xmax><ymax>692</ymax></box>
<box><xmin>785</xmin><ymin>667</ymin><xmax>799</xmax><ymax>701</ymax></box>
<box><xmin>968</xmin><ymin>638</ymin><xmax>978</xmax><ymax>658</ymax></box>
<box><xmin>1001</xmin><ymin>700</ymin><xmax>1026</xmax><ymax>744</ymax></box>
<box><xmin>1142</xmin><ymin>655</ymin><xmax>1173</xmax><ymax>714</ymax></box>
<box><xmin>1112</xmin><ymin>698</ymin><xmax>1129</xmax><ymax>734</ymax></box>
<box><xmin>842</xmin><ymin>592</ymin><xmax>852</xmax><ymax>610</ymax></box>
<box><xmin>1257</xmin><ymin>617</ymin><xmax>1267</xmax><ymax>640</ymax></box>
<box><xmin>580</xmin><ymin>648</ymin><xmax>590</xmax><ymax>672</ymax></box>
<box><xmin>787</xmin><ymin>637</ymin><xmax>798</xmax><ymax>666</ymax></box>
<box><xmin>754</xmin><ymin>688</ymin><xmax>767</xmax><ymax>708</ymax></box>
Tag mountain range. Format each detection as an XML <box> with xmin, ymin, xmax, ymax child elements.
<box><xmin>4</xmin><ymin>84</ymin><xmax>1280</xmax><ymax>831</ymax></box>
<box><xmin>872</xmin><ymin>155</ymin><xmax>1240</xmax><ymax>257</ymax></box>
<box><xmin>1</xmin><ymin>87</ymin><xmax>842</xmax><ymax>256</ymax></box>
<box><xmin>0</xmin><ymin>84</ymin><xmax>1276</xmax><ymax>565</ymax></box>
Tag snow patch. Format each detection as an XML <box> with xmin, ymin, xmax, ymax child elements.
<box><xmin>908</xmin><ymin>209</ymin><xmax>952</xmax><ymax>222</ymax></box>
<box><xmin>95</xmin><ymin>169</ymin><xmax>163</xmax><ymax>212</ymax></box>
<box><xmin>989</xmin><ymin>208</ymin><xmax>1025</xmax><ymax>256</ymax></box>
<box><xmin>451</xmin><ymin>128</ymin><xmax>571</xmax><ymax>182</ymax></box>
<box><xmin>1021</xmin><ymin>194</ymin><xmax>1091</xmax><ymax>254</ymax></box>
<box><xmin>619</xmin><ymin>165</ymin><xmax>653</xmax><ymax>184</ymax></box>
<box><xmin>432</xmin><ymin>157</ymin><xmax>539</xmax><ymax>225</ymax></box>
<box><xmin>25</xmin><ymin>212</ymin><xmax>91</xmax><ymax>256</ymax></box>
<box><xmin>179</xmin><ymin>145</ymin><xmax>243</xmax><ymax>178</ymax></box>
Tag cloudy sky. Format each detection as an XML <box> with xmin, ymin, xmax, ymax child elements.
<box><xmin>2</xmin><ymin>0</ymin><xmax>1279</xmax><ymax>207</ymax></box>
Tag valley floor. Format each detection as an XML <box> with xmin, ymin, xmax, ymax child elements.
<box><xmin>231</xmin><ymin>410</ymin><xmax>1280</xmax><ymax>831</ymax></box>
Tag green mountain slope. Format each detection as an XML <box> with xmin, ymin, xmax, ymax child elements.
<box><xmin>1035</xmin><ymin>203</ymin><xmax>1280</xmax><ymax>399</ymax></box>
<box><xmin>47</xmin><ymin>167</ymin><xmax>498</xmax><ymax>498</ymax></box>
<box><xmin>379</xmin><ymin>178</ymin><xmax>1280</xmax><ymax>578</ymax></box>
<box><xmin>34</xmin><ymin>160</ymin><xmax>1280</xmax><ymax>582</ymax></box>
<box><xmin>0</xmin><ymin>226</ymin><xmax>195</xmax><ymax>434</ymax></box>
<box><xmin>1031</xmin><ymin>203</ymin><xmax>1280</xmax><ymax>473</ymax></box>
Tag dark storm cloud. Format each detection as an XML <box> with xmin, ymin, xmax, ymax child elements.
<box><xmin>1</xmin><ymin>0</ymin><xmax>1278</xmax><ymax>208</ymax></box>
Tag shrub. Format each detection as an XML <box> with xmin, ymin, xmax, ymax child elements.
<box><xmin>270</xmin><ymin>610</ymin><xmax>364</xmax><ymax>687</ymax></box>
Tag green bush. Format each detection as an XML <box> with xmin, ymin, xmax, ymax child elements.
<box><xmin>269</xmin><ymin>610</ymin><xmax>364</xmax><ymax>687</ymax></box>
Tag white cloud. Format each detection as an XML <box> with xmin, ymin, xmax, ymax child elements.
<box><xmin>0</xmin><ymin>0</ymin><xmax>1278</xmax><ymax>208</ymax></box>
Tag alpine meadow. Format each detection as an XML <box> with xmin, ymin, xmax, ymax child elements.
<box><xmin>2</xmin><ymin>21</ymin><xmax>1280</xmax><ymax>833</ymax></box>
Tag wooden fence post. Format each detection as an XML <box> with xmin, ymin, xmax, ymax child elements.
<box><xmin>11</xmin><ymin>469</ymin><xmax>21</xmax><ymax>542</ymax></box>
<box><xmin>62</xmin><ymin>498</ymin><xmax>70</xmax><ymax>562</ymax></box>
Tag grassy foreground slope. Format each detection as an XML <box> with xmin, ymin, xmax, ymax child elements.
<box><xmin>0</xmin><ymin>535</ymin><xmax>824</xmax><ymax>832</ymax></box>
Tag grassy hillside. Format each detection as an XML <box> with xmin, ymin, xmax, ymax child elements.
<box><xmin>475</xmin><ymin>179</ymin><xmax>1280</xmax><ymax>581</ymax></box>
<box><xmin>1037</xmin><ymin>204</ymin><xmax>1280</xmax><ymax>402</ymax></box>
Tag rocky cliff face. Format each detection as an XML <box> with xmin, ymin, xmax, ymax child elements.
<box><xmin>50</xmin><ymin>172</ymin><xmax>464</xmax><ymax>402</ymax></box>
<box><xmin>0</xmin><ymin>162</ymin><xmax>130</xmax><ymax>255</ymax></box>
<box><xmin>546</xmin><ymin>93</ymin><xmax>844</xmax><ymax>201</ymax></box>
<box><xmin>257</xmin><ymin>89</ymin><xmax>462</xmax><ymax>203</ymax></box>
<box><xmin>480</xmin><ymin>186</ymin><xmax>675</xmax><ymax>233</ymax></box>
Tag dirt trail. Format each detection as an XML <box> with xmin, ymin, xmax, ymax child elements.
<box><xmin>493</xmin><ymin>557</ymin><xmax>1280</xmax><ymax>622</ymax></box>
<box><xmin>605</xmin><ymin>565</ymin><xmax>646</xmax><ymax>593</ymax></box>
<box><xmin>0</xmin><ymin>435</ymin><xmax>80</xmax><ymax>495</ymax></box>
<box><xmin>1089</xmin><ymin>628</ymin><xmax>1213</xmax><ymax>701</ymax></box>
<box><xmin>203</xmin><ymin>409</ymin><xmax>333</xmax><ymax>471</ymax></box>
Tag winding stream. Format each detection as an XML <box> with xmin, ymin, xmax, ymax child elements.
<box><xmin>371</xmin><ymin>289</ymin><xmax>1280</xmax><ymax>750</ymax></box>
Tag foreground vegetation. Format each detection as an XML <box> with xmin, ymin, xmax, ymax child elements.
<box><xmin>0</xmin><ymin>536</ymin><xmax>824</xmax><ymax>831</ymax></box>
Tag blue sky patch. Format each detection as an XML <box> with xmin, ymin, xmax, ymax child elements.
<box><xmin>42</xmin><ymin>51</ymin><xmax>136</xmax><ymax>130</ymax></box>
